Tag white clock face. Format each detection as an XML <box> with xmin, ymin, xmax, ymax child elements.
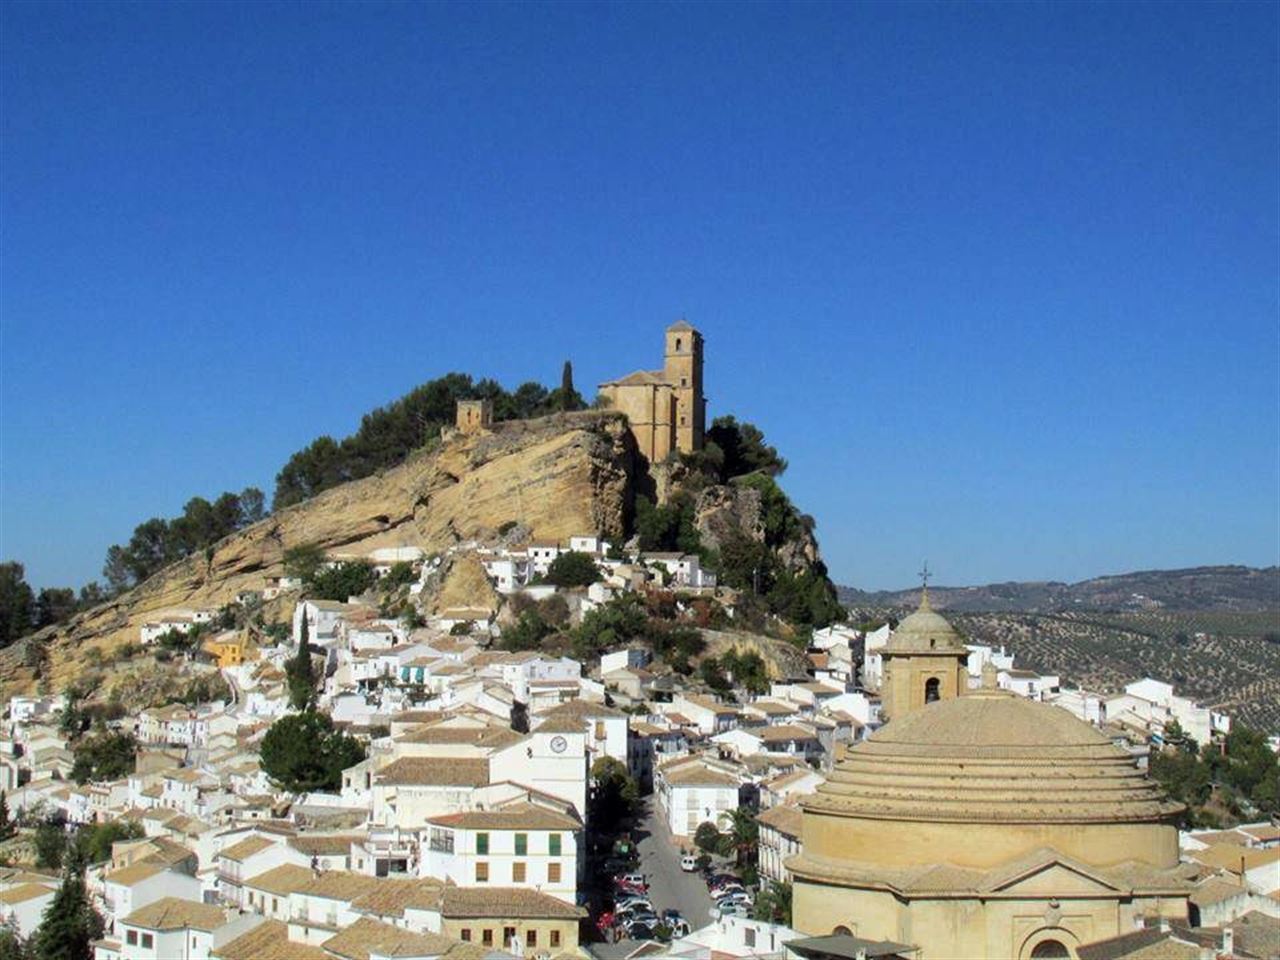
<box><xmin>549</xmin><ymin>735</ymin><xmax>568</xmax><ymax>754</ymax></box>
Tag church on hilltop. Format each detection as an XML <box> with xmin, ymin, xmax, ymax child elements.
<box><xmin>598</xmin><ymin>320</ymin><xmax>706</xmax><ymax>463</ymax></box>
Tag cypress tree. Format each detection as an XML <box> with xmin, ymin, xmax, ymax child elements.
<box><xmin>31</xmin><ymin>862</ymin><xmax>102</xmax><ymax>960</ymax></box>
<box><xmin>0</xmin><ymin>791</ymin><xmax>10</xmax><ymax>840</ymax></box>
<box><xmin>560</xmin><ymin>361</ymin><xmax>575</xmax><ymax>410</ymax></box>
<box><xmin>286</xmin><ymin>609</ymin><xmax>316</xmax><ymax>711</ymax></box>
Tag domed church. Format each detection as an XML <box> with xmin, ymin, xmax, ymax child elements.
<box><xmin>789</xmin><ymin>594</ymin><xmax>1193</xmax><ymax>960</ymax></box>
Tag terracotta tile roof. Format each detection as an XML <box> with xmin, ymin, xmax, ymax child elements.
<box><xmin>219</xmin><ymin>835</ymin><xmax>278</xmax><ymax>862</ymax></box>
<box><xmin>122</xmin><ymin>896</ymin><xmax>230</xmax><ymax>931</ymax></box>
<box><xmin>399</xmin><ymin>725</ymin><xmax>522</xmax><ymax>749</ymax></box>
<box><xmin>376</xmin><ymin>757</ymin><xmax>490</xmax><ymax>787</ymax></box>
<box><xmin>288</xmin><ymin>834</ymin><xmax>360</xmax><ymax>856</ymax></box>
<box><xmin>1239</xmin><ymin>822</ymin><xmax>1280</xmax><ymax>843</ymax></box>
<box><xmin>662</xmin><ymin>763</ymin><xmax>740</xmax><ymax>788</ymax></box>
<box><xmin>756</xmin><ymin>804</ymin><xmax>804</xmax><ymax>837</ymax></box>
<box><xmin>323</xmin><ymin>916</ymin><xmax>458</xmax><ymax>960</ymax></box>
<box><xmin>0</xmin><ymin>883</ymin><xmax>53</xmax><ymax>905</ymax></box>
<box><xmin>103</xmin><ymin>860</ymin><xmax>170</xmax><ymax>887</ymax></box>
<box><xmin>440</xmin><ymin>886</ymin><xmax>586</xmax><ymax>919</ymax></box>
<box><xmin>1189</xmin><ymin>843</ymin><xmax>1280</xmax><ymax>874</ymax></box>
<box><xmin>747</xmin><ymin>700</ymin><xmax>798</xmax><ymax>716</ymax></box>
<box><xmin>759</xmin><ymin>724</ymin><xmax>820</xmax><ymax>743</ymax></box>
<box><xmin>427</xmin><ymin>803</ymin><xmax>582</xmax><ymax>831</ymax></box>
<box><xmin>348</xmin><ymin>877</ymin><xmax>444</xmax><ymax>917</ymax></box>
<box><xmin>535</xmin><ymin>698</ymin><xmax>626</xmax><ymax>721</ymax></box>
<box><xmin>215</xmin><ymin>918</ymin><xmax>329</xmax><ymax>960</ymax></box>
<box><xmin>244</xmin><ymin>864</ymin><xmax>316</xmax><ymax>897</ymax></box>
<box><xmin>297</xmin><ymin>870</ymin><xmax>383</xmax><ymax>902</ymax></box>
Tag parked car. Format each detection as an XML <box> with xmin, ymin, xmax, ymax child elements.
<box><xmin>614</xmin><ymin>873</ymin><xmax>647</xmax><ymax>888</ymax></box>
<box><xmin>718</xmin><ymin>902</ymin><xmax>753</xmax><ymax>918</ymax></box>
<box><xmin>615</xmin><ymin>905</ymin><xmax>657</xmax><ymax>923</ymax></box>
<box><xmin>614</xmin><ymin>895</ymin><xmax>653</xmax><ymax>912</ymax></box>
<box><xmin>680</xmin><ymin>853</ymin><xmax>700</xmax><ymax>871</ymax></box>
<box><xmin>710</xmin><ymin>883</ymin><xmax>746</xmax><ymax>900</ymax></box>
<box><xmin>716</xmin><ymin>890</ymin><xmax>753</xmax><ymax>906</ymax></box>
<box><xmin>662</xmin><ymin>909</ymin><xmax>691</xmax><ymax>937</ymax></box>
<box><xmin>623</xmin><ymin>921</ymin><xmax>655</xmax><ymax>940</ymax></box>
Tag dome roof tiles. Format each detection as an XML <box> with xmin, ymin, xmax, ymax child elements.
<box><xmin>805</xmin><ymin>692</ymin><xmax>1183</xmax><ymax>824</ymax></box>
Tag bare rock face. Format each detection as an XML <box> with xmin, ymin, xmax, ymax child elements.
<box><xmin>693</xmin><ymin>481</ymin><xmax>823</xmax><ymax>575</ymax></box>
<box><xmin>694</xmin><ymin>484</ymin><xmax>764</xmax><ymax>554</ymax></box>
<box><xmin>1</xmin><ymin>411</ymin><xmax>635</xmax><ymax>698</ymax></box>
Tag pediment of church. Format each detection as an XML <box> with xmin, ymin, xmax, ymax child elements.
<box><xmin>984</xmin><ymin>858</ymin><xmax>1123</xmax><ymax>897</ymax></box>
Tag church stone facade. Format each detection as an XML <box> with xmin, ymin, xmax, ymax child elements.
<box><xmin>789</xmin><ymin>597</ymin><xmax>1192</xmax><ymax>960</ymax></box>
<box><xmin>598</xmin><ymin>321</ymin><xmax>706</xmax><ymax>464</ymax></box>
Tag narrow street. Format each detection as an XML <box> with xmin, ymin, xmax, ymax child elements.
<box><xmin>633</xmin><ymin>797</ymin><xmax>716</xmax><ymax>925</ymax></box>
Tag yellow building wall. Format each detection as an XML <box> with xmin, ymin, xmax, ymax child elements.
<box><xmin>442</xmin><ymin>916</ymin><xmax>578</xmax><ymax>955</ymax></box>
<box><xmin>793</xmin><ymin>880</ymin><xmax>1187</xmax><ymax>960</ymax></box>
<box><xmin>801</xmin><ymin>813</ymin><xmax>1181</xmax><ymax>870</ymax></box>
<box><xmin>881</xmin><ymin>652</ymin><xmax>968</xmax><ymax>720</ymax></box>
<box><xmin>599</xmin><ymin>382</ymin><xmax>674</xmax><ymax>463</ymax></box>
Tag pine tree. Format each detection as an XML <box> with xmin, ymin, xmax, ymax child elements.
<box><xmin>0</xmin><ymin>791</ymin><xmax>11</xmax><ymax>840</ymax></box>
<box><xmin>31</xmin><ymin>862</ymin><xmax>102</xmax><ymax>960</ymax></box>
<box><xmin>286</xmin><ymin>609</ymin><xmax>316</xmax><ymax>711</ymax></box>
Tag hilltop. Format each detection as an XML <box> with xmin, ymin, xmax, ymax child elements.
<box><xmin>2</xmin><ymin>411</ymin><xmax>637</xmax><ymax>697</ymax></box>
<box><xmin>838</xmin><ymin>565</ymin><xmax>1280</xmax><ymax>614</ymax></box>
<box><xmin>4</xmin><ymin>405</ymin><xmax>837</xmax><ymax>700</ymax></box>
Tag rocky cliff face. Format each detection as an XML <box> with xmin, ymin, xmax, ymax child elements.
<box><xmin>2</xmin><ymin>411</ymin><xmax>636</xmax><ymax>698</ymax></box>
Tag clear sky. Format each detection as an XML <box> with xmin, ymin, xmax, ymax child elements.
<box><xmin>2</xmin><ymin>1</ymin><xmax>1277</xmax><ymax>592</ymax></box>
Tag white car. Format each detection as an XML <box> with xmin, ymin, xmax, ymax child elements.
<box><xmin>680</xmin><ymin>854</ymin><xmax>699</xmax><ymax>872</ymax></box>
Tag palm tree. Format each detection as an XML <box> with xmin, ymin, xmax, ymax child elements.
<box><xmin>723</xmin><ymin>807</ymin><xmax>759</xmax><ymax>867</ymax></box>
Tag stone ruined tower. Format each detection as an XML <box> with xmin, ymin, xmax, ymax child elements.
<box><xmin>663</xmin><ymin>320</ymin><xmax>705</xmax><ymax>454</ymax></box>
<box><xmin>456</xmin><ymin>399</ymin><xmax>493</xmax><ymax>434</ymax></box>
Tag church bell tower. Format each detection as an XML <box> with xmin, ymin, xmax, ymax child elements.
<box><xmin>663</xmin><ymin>320</ymin><xmax>705</xmax><ymax>454</ymax></box>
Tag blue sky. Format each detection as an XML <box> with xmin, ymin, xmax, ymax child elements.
<box><xmin>2</xmin><ymin>1</ymin><xmax>1277</xmax><ymax>592</ymax></box>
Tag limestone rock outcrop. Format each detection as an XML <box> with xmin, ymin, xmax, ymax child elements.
<box><xmin>1</xmin><ymin>412</ymin><xmax>636</xmax><ymax>697</ymax></box>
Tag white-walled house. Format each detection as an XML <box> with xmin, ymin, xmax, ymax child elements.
<box><xmin>998</xmin><ymin>668</ymin><xmax>1060</xmax><ymax>701</ymax></box>
<box><xmin>1106</xmin><ymin>678</ymin><xmax>1231</xmax><ymax>746</ymax></box>
<box><xmin>860</xmin><ymin>623</ymin><xmax>891</xmax><ymax>691</ymax></box>
<box><xmin>292</xmin><ymin>600</ymin><xmax>363</xmax><ymax>646</ymax></box>
<box><xmin>420</xmin><ymin>802</ymin><xmax>581</xmax><ymax>903</ymax></box>
<box><xmin>140</xmin><ymin>611</ymin><xmax>212</xmax><ymax>646</ymax></box>
<box><xmin>656</xmin><ymin>757</ymin><xmax>742</xmax><ymax>838</ymax></box>
<box><xmin>0</xmin><ymin>883</ymin><xmax>55</xmax><ymax>937</ymax></box>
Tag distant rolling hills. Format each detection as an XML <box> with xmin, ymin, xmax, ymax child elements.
<box><xmin>838</xmin><ymin>565</ymin><xmax>1280</xmax><ymax>614</ymax></box>
<box><xmin>838</xmin><ymin>566</ymin><xmax>1280</xmax><ymax>733</ymax></box>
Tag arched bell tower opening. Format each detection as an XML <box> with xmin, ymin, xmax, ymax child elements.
<box><xmin>925</xmin><ymin>677</ymin><xmax>941</xmax><ymax>703</ymax></box>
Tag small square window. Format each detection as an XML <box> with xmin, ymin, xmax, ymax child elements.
<box><xmin>476</xmin><ymin>862</ymin><xmax>489</xmax><ymax>882</ymax></box>
<box><xmin>461</xmin><ymin>929</ymin><xmax>471</xmax><ymax>942</ymax></box>
<box><xmin>548</xmin><ymin>862</ymin><xmax>561</xmax><ymax>883</ymax></box>
<box><xmin>514</xmin><ymin>833</ymin><xmax>527</xmax><ymax>856</ymax></box>
<box><xmin>126</xmin><ymin>931</ymin><xmax>138</xmax><ymax>946</ymax></box>
<box><xmin>141</xmin><ymin>933</ymin><xmax>154</xmax><ymax>949</ymax></box>
<box><xmin>476</xmin><ymin>832</ymin><xmax>489</xmax><ymax>855</ymax></box>
<box><xmin>526</xmin><ymin>930</ymin><xmax>537</xmax><ymax>947</ymax></box>
<box><xmin>513</xmin><ymin>862</ymin><xmax>526</xmax><ymax>882</ymax></box>
<box><xmin>551</xmin><ymin>930</ymin><xmax>561</xmax><ymax>948</ymax></box>
<box><xmin>482</xmin><ymin>930</ymin><xmax>493</xmax><ymax>946</ymax></box>
<box><xmin>548</xmin><ymin>833</ymin><xmax>562</xmax><ymax>856</ymax></box>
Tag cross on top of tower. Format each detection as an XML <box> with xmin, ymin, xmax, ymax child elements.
<box><xmin>918</xmin><ymin>561</ymin><xmax>932</xmax><ymax>610</ymax></box>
